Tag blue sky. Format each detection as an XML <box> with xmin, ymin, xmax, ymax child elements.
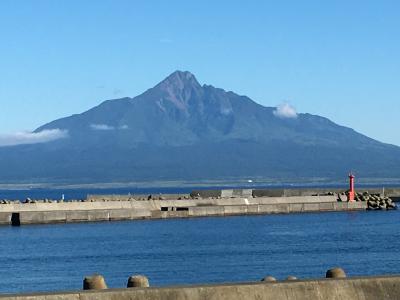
<box><xmin>1</xmin><ymin>0</ymin><xmax>399</xmax><ymax>145</ymax></box>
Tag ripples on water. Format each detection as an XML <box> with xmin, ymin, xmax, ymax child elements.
<box><xmin>0</xmin><ymin>210</ymin><xmax>399</xmax><ymax>293</ymax></box>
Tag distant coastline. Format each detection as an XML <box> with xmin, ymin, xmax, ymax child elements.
<box><xmin>1</xmin><ymin>177</ymin><xmax>400</xmax><ymax>191</ymax></box>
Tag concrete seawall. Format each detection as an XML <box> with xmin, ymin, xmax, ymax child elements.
<box><xmin>0</xmin><ymin>195</ymin><xmax>368</xmax><ymax>226</ymax></box>
<box><xmin>0</xmin><ymin>195</ymin><xmax>338</xmax><ymax>212</ymax></box>
<box><xmin>1</xmin><ymin>276</ymin><xmax>399</xmax><ymax>300</ymax></box>
<box><xmin>191</xmin><ymin>187</ymin><xmax>400</xmax><ymax>199</ymax></box>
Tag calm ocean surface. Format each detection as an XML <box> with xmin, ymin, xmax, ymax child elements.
<box><xmin>0</xmin><ymin>209</ymin><xmax>399</xmax><ymax>294</ymax></box>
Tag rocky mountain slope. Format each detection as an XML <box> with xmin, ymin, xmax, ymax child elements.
<box><xmin>1</xmin><ymin>71</ymin><xmax>399</xmax><ymax>183</ymax></box>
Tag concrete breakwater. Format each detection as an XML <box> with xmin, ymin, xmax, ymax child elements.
<box><xmin>191</xmin><ymin>187</ymin><xmax>400</xmax><ymax>200</ymax></box>
<box><xmin>1</xmin><ymin>275</ymin><xmax>399</xmax><ymax>300</ymax></box>
<box><xmin>0</xmin><ymin>187</ymin><xmax>397</xmax><ymax>226</ymax></box>
<box><xmin>0</xmin><ymin>193</ymin><xmax>367</xmax><ymax>226</ymax></box>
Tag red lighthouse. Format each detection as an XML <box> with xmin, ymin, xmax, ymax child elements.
<box><xmin>348</xmin><ymin>173</ymin><xmax>355</xmax><ymax>201</ymax></box>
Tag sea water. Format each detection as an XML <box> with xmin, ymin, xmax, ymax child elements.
<box><xmin>0</xmin><ymin>209</ymin><xmax>398</xmax><ymax>294</ymax></box>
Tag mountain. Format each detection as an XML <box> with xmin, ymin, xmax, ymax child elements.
<box><xmin>1</xmin><ymin>70</ymin><xmax>399</xmax><ymax>184</ymax></box>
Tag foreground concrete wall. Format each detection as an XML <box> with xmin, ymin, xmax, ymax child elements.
<box><xmin>1</xmin><ymin>276</ymin><xmax>399</xmax><ymax>300</ymax></box>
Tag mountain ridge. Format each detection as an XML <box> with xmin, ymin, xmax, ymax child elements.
<box><xmin>1</xmin><ymin>70</ymin><xmax>399</xmax><ymax>183</ymax></box>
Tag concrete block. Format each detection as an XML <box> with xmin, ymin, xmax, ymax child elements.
<box><xmin>258</xmin><ymin>205</ymin><xmax>273</xmax><ymax>213</ymax></box>
<box><xmin>258</xmin><ymin>204</ymin><xmax>290</xmax><ymax>214</ymax></box>
<box><xmin>303</xmin><ymin>203</ymin><xmax>320</xmax><ymax>212</ymax></box>
<box><xmin>151</xmin><ymin>211</ymin><xmax>163</xmax><ymax>219</ymax></box>
<box><xmin>205</xmin><ymin>206</ymin><xmax>224</xmax><ymax>216</ymax></box>
<box><xmin>188</xmin><ymin>206</ymin><xmax>224</xmax><ymax>217</ymax></box>
<box><xmin>221</xmin><ymin>189</ymin><xmax>234</xmax><ymax>198</ymax></box>
<box><xmin>333</xmin><ymin>202</ymin><xmax>346</xmax><ymax>210</ymax></box>
<box><xmin>109</xmin><ymin>209</ymin><xmax>133</xmax><ymax>221</ymax></box>
<box><xmin>165</xmin><ymin>211</ymin><xmax>189</xmax><ymax>218</ymax></box>
<box><xmin>275</xmin><ymin>204</ymin><xmax>290</xmax><ymax>213</ymax></box>
<box><xmin>242</xmin><ymin>189</ymin><xmax>253</xmax><ymax>197</ymax></box>
<box><xmin>319</xmin><ymin>202</ymin><xmax>335</xmax><ymax>211</ymax></box>
<box><xmin>347</xmin><ymin>202</ymin><xmax>366</xmax><ymax>210</ymax></box>
<box><xmin>87</xmin><ymin>211</ymin><xmax>110</xmax><ymax>222</ymax></box>
<box><xmin>131</xmin><ymin>209</ymin><xmax>151</xmax><ymax>219</ymax></box>
<box><xmin>224</xmin><ymin>206</ymin><xmax>247</xmax><ymax>215</ymax></box>
<box><xmin>289</xmin><ymin>203</ymin><xmax>303</xmax><ymax>213</ymax></box>
<box><xmin>20</xmin><ymin>211</ymin><xmax>67</xmax><ymax>225</ymax></box>
<box><xmin>127</xmin><ymin>275</ymin><xmax>150</xmax><ymax>288</ymax></box>
<box><xmin>256</xmin><ymin>196</ymin><xmax>335</xmax><ymax>205</ymax></box>
<box><xmin>192</xmin><ymin>207</ymin><xmax>207</xmax><ymax>216</ymax></box>
<box><xmin>66</xmin><ymin>211</ymin><xmax>90</xmax><ymax>222</ymax></box>
<box><xmin>0</xmin><ymin>212</ymin><xmax>11</xmax><ymax>225</ymax></box>
<box><xmin>247</xmin><ymin>205</ymin><xmax>259</xmax><ymax>214</ymax></box>
<box><xmin>188</xmin><ymin>207</ymin><xmax>206</xmax><ymax>217</ymax></box>
<box><xmin>214</xmin><ymin>198</ymin><xmax>248</xmax><ymax>206</ymax></box>
<box><xmin>231</xmin><ymin>189</ymin><xmax>252</xmax><ymax>197</ymax></box>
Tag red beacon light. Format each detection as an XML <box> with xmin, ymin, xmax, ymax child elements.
<box><xmin>348</xmin><ymin>173</ymin><xmax>355</xmax><ymax>201</ymax></box>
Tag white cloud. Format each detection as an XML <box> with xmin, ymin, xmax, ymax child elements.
<box><xmin>90</xmin><ymin>124</ymin><xmax>115</xmax><ymax>130</ymax></box>
<box><xmin>273</xmin><ymin>103</ymin><xmax>298</xmax><ymax>119</ymax></box>
<box><xmin>0</xmin><ymin>129</ymin><xmax>68</xmax><ymax>147</ymax></box>
<box><xmin>90</xmin><ymin>124</ymin><xmax>129</xmax><ymax>130</ymax></box>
